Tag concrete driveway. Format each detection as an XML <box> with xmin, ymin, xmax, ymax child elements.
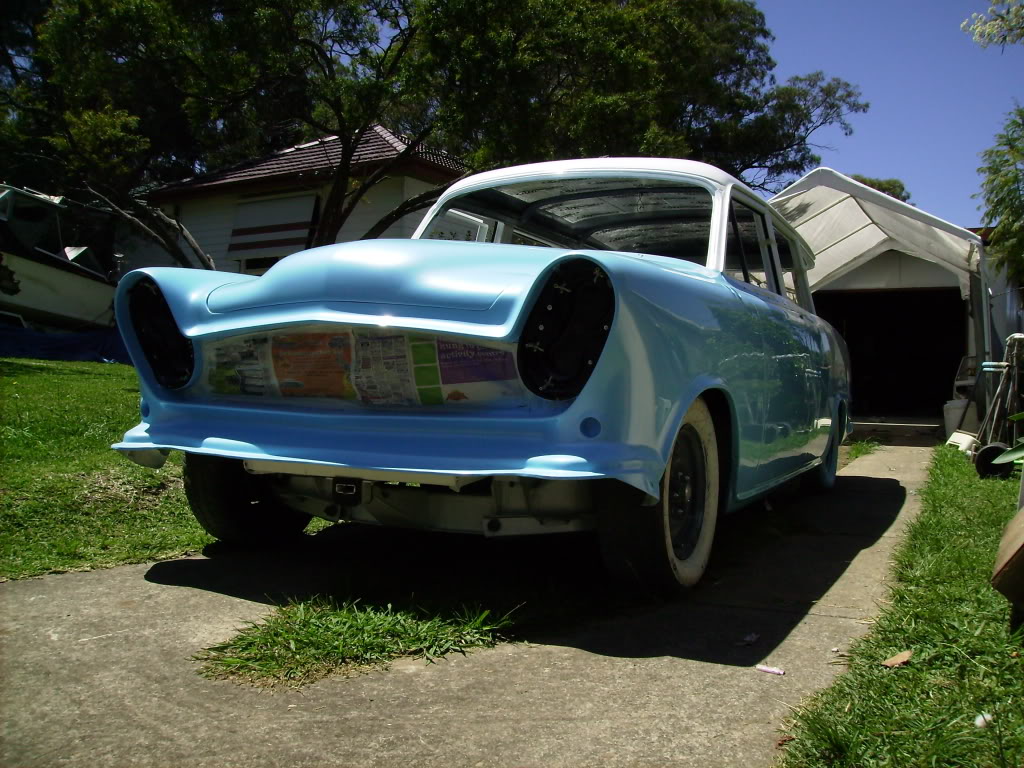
<box><xmin>0</xmin><ymin>443</ymin><xmax>932</xmax><ymax>767</ymax></box>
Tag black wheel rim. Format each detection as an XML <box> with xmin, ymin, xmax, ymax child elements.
<box><xmin>667</xmin><ymin>424</ymin><xmax>706</xmax><ymax>561</ymax></box>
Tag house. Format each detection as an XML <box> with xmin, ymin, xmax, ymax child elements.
<box><xmin>138</xmin><ymin>125</ymin><xmax>466</xmax><ymax>275</ymax></box>
<box><xmin>771</xmin><ymin>168</ymin><xmax>992</xmax><ymax>424</ymax></box>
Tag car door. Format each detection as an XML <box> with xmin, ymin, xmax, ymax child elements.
<box><xmin>722</xmin><ymin>195</ymin><xmax>817</xmax><ymax>486</ymax></box>
<box><xmin>768</xmin><ymin>222</ymin><xmax>833</xmax><ymax>462</ymax></box>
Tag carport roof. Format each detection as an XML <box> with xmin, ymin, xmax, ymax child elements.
<box><xmin>770</xmin><ymin>167</ymin><xmax>983</xmax><ymax>297</ymax></box>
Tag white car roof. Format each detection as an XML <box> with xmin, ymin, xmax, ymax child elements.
<box><xmin>440</xmin><ymin>157</ymin><xmax>748</xmax><ymax>201</ymax></box>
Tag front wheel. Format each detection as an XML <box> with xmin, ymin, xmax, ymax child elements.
<box><xmin>183</xmin><ymin>454</ymin><xmax>311</xmax><ymax>543</ymax></box>
<box><xmin>599</xmin><ymin>397</ymin><xmax>720</xmax><ymax>596</ymax></box>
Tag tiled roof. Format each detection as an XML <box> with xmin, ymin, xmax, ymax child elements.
<box><xmin>153</xmin><ymin>125</ymin><xmax>466</xmax><ymax>199</ymax></box>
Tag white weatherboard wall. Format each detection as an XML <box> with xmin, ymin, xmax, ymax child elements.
<box><xmin>227</xmin><ymin>193</ymin><xmax>316</xmax><ymax>274</ymax></box>
<box><xmin>124</xmin><ymin>174</ymin><xmax>439</xmax><ymax>274</ymax></box>
<box><xmin>179</xmin><ymin>194</ymin><xmax>236</xmax><ymax>268</ymax></box>
<box><xmin>118</xmin><ymin>193</ymin><xmax>237</xmax><ymax>271</ymax></box>
<box><xmin>334</xmin><ymin>174</ymin><xmax>438</xmax><ymax>241</ymax></box>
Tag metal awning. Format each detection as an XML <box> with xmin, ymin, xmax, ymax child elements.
<box><xmin>770</xmin><ymin>167</ymin><xmax>983</xmax><ymax>298</ymax></box>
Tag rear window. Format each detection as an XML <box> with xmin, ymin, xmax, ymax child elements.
<box><xmin>422</xmin><ymin>177</ymin><xmax>714</xmax><ymax>265</ymax></box>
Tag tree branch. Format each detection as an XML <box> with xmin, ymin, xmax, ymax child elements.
<box><xmin>150</xmin><ymin>206</ymin><xmax>216</xmax><ymax>270</ymax></box>
<box><xmin>83</xmin><ymin>184</ymin><xmax>213</xmax><ymax>270</ymax></box>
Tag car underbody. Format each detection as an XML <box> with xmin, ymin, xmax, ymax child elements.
<box><xmin>256</xmin><ymin>464</ymin><xmax>598</xmax><ymax>536</ymax></box>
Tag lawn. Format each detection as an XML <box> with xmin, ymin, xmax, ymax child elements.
<box><xmin>0</xmin><ymin>357</ymin><xmax>212</xmax><ymax>579</ymax></box>
<box><xmin>0</xmin><ymin>357</ymin><xmax>510</xmax><ymax>679</ymax></box>
<box><xmin>778</xmin><ymin>446</ymin><xmax>1024</xmax><ymax>767</ymax></box>
<box><xmin>15</xmin><ymin>356</ymin><xmax>1020</xmax><ymax>710</ymax></box>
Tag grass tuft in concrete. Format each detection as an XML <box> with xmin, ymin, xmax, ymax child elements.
<box><xmin>198</xmin><ymin>598</ymin><xmax>512</xmax><ymax>687</ymax></box>
<box><xmin>778</xmin><ymin>446</ymin><xmax>1024</xmax><ymax>767</ymax></box>
<box><xmin>847</xmin><ymin>437</ymin><xmax>880</xmax><ymax>461</ymax></box>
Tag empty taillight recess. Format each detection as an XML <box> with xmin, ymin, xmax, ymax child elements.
<box><xmin>128</xmin><ymin>277</ymin><xmax>195</xmax><ymax>390</ymax></box>
<box><xmin>517</xmin><ymin>258</ymin><xmax>615</xmax><ymax>400</ymax></box>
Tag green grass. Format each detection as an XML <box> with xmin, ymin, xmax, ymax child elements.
<box><xmin>0</xmin><ymin>357</ymin><xmax>213</xmax><ymax>579</ymax></box>
<box><xmin>1</xmin><ymin>357</ymin><xmax>511</xmax><ymax>682</ymax></box>
<box><xmin>848</xmin><ymin>437</ymin><xmax>880</xmax><ymax>461</ymax></box>
<box><xmin>778</xmin><ymin>446</ymin><xmax>1024</xmax><ymax>767</ymax></box>
<box><xmin>198</xmin><ymin>598</ymin><xmax>511</xmax><ymax>687</ymax></box>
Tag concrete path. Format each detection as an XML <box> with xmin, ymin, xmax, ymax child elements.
<box><xmin>1</xmin><ymin>445</ymin><xmax>932</xmax><ymax>767</ymax></box>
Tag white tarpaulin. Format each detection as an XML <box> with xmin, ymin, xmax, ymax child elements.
<box><xmin>770</xmin><ymin>168</ymin><xmax>983</xmax><ymax>298</ymax></box>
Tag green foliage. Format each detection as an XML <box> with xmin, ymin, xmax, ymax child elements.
<box><xmin>847</xmin><ymin>438</ymin><xmax>880</xmax><ymax>460</ymax></box>
<box><xmin>199</xmin><ymin>598</ymin><xmax>511</xmax><ymax>686</ymax></box>
<box><xmin>964</xmin><ymin>4</ymin><xmax>1023</xmax><ymax>280</ymax></box>
<box><xmin>963</xmin><ymin>1</ymin><xmax>1024</xmax><ymax>47</ymax></box>
<box><xmin>0</xmin><ymin>358</ymin><xmax>212</xmax><ymax>578</ymax></box>
<box><xmin>426</xmin><ymin>0</ymin><xmax>867</xmax><ymax>192</ymax></box>
<box><xmin>979</xmin><ymin>106</ymin><xmax>1024</xmax><ymax>282</ymax></box>
<box><xmin>850</xmin><ymin>174</ymin><xmax>913</xmax><ymax>204</ymax></box>
<box><xmin>3</xmin><ymin>0</ymin><xmax>868</xmax><ymax>253</ymax></box>
<box><xmin>778</xmin><ymin>447</ymin><xmax>1024</xmax><ymax>767</ymax></box>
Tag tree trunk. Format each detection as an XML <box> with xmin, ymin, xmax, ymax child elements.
<box><xmin>85</xmin><ymin>185</ymin><xmax>214</xmax><ymax>270</ymax></box>
<box><xmin>360</xmin><ymin>177</ymin><xmax>469</xmax><ymax>240</ymax></box>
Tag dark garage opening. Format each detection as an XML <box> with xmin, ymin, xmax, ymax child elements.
<box><xmin>813</xmin><ymin>288</ymin><xmax>966</xmax><ymax>419</ymax></box>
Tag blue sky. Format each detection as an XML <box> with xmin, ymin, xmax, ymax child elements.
<box><xmin>755</xmin><ymin>0</ymin><xmax>1023</xmax><ymax>228</ymax></box>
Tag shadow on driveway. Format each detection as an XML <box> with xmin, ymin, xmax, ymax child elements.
<box><xmin>145</xmin><ymin>472</ymin><xmax>905</xmax><ymax>667</ymax></box>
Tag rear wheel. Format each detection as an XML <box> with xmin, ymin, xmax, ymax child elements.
<box><xmin>808</xmin><ymin>408</ymin><xmax>843</xmax><ymax>492</ymax></box>
<box><xmin>183</xmin><ymin>454</ymin><xmax>311</xmax><ymax>543</ymax></box>
<box><xmin>599</xmin><ymin>397</ymin><xmax>720</xmax><ymax>596</ymax></box>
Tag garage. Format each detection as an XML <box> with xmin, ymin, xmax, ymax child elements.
<box><xmin>813</xmin><ymin>287</ymin><xmax>966</xmax><ymax>418</ymax></box>
<box><xmin>771</xmin><ymin>169</ymin><xmax>986</xmax><ymax>423</ymax></box>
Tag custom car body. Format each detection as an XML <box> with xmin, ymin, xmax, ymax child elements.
<box><xmin>114</xmin><ymin>158</ymin><xmax>850</xmax><ymax>592</ymax></box>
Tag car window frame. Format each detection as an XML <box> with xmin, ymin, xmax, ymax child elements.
<box><xmin>417</xmin><ymin>170</ymin><xmax>721</xmax><ymax>268</ymax></box>
<box><xmin>765</xmin><ymin>213</ymin><xmax>816</xmax><ymax>313</ymax></box>
<box><xmin>725</xmin><ymin>194</ymin><xmax>779</xmax><ymax>294</ymax></box>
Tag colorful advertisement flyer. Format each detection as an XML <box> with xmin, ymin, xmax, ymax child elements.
<box><xmin>204</xmin><ymin>327</ymin><xmax>526</xmax><ymax>408</ymax></box>
<box><xmin>271</xmin><ymin>332</ymin><xmax>355</xmax><ymax>399</ymax></box>
<box><xmin>437</xmin><ymin>341</ymin><xmax>517</xmax><ymax>384</ymax></box>
<box><xmin>351</xmin><ymin>332</ymin><xmax>420</xmax><ymax>406</ymax></box>
<box><xmin>206</xmin><ymin>336</ymin><xmax>272</xmax><ymax>396</ymax></box>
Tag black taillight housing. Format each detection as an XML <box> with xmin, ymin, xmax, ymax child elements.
<box><xmin>128</xmin><ymin>277</ymin><xmax>195</xmax><ymax>390</ymax></box>
<box><xmin>517</xmin><ymin>258</ymin><xmax>615</xmax><ymax>400</ymax></box>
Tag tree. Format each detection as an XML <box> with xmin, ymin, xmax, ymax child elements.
<box><xmin>963</xmin><ymin>2</ymin><xmax>1023</xmax><ymax>279</ymax></box>
<box><xmin>2</xmin><ymin>0</ymin><xmax>306</xmax><ymax>268</ymax></box>
<box><xmin>850</xmin><ymin>174</ymin><xmax>913</xmax><ymax>203</ymax></box>
<box><xmin>963</xmin><ymin>1</ymin><xmax>1024</xmax><ymax>47</ymax></box>
<box><xmin>978</xmin><ymin>107</ymin><xmax>1024</xmax><ymax>282</ymax></box>
<box><xmin>5</xmin><ymin>0</ymin><xmax>869</xmax><ymax>265</ymax></box>
<box><xmin>424</xmin><ymin>0</ymin><xmax>868</xmax><ymax>192</ymax></box>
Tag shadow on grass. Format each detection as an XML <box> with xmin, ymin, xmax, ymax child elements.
<box><xmin>145</xmin><ymin>472</ymin><xmax>905</xmax><ymax>667</ymax></box>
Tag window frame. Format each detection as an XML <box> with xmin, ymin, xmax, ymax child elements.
<box><xmin>725</xmin><ymin>196</ymin><xmax>778</xmax><ymax>293</ymax></box>
<box><xmin>766</xmin><ymin>214</ymin><xmax>816</xmax><ymax>313</ymax></box>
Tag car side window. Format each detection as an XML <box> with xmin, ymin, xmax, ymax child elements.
<box><xmin>423</xmin><ymin>207</ymin><xmax>503</xmax><ymax>242</ymax></box>
<box><xmin>773</xmin><ymin>229</ymin><xmax>815</xmax><ymax>312</ymax></box>
<box><xmin>725</xmin><ymin>200</ymin><xmax>776</xmax><ymax>291</ymax></box>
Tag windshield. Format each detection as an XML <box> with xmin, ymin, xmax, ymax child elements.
<box><xmin>421</xmin><ymin>176</ymin><xmax>714</xmax><ymax>265</ymax></box>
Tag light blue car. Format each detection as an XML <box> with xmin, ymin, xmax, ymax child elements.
<box><xmin>114</xmin><ymin>158</ymin><xmax>851</xmax><ymax>594</ymax></box>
